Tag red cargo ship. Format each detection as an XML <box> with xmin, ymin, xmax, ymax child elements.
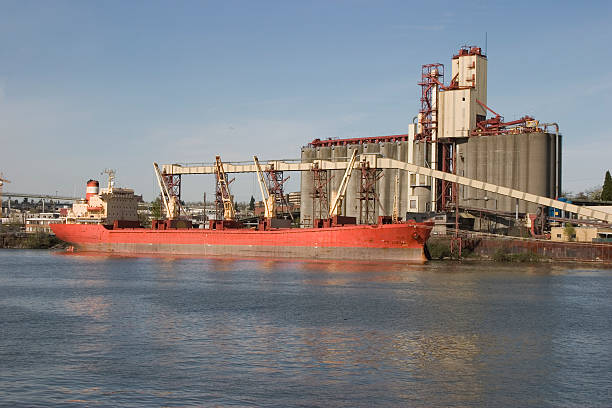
<box><xmin>53</xmin><ymin>172</ymin><xmax>433</xmax><ymax>262</ymax></box>
<box><xmin>51</xmin><ymin>220</ymin><xmax>433</xmax><ymax>262</ymax></box>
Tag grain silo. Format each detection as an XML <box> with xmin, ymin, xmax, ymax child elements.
<box><xmin>300</xmin><ymin>46</ymin><xmax>561</xmax><ymax>227</ymax></box>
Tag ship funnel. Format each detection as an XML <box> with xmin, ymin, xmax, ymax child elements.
<box><xmin>86</xmin><ymin>179</ymin><xmax>99</xmax><ymax>202</ymax></box>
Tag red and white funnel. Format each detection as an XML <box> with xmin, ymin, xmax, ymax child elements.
<box><xmin>86</xmin><ymin>179</ymin><xmax>99</xmax><ymax>202</ymax></box>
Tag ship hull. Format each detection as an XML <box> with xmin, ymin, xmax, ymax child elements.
<box><xmin>51</xmin><ymin>222</ymin><xmax>433</xmax><ymax>262</ymax></box>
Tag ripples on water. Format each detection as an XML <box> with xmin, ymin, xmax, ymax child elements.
<box><xmin>1</xmin><ymin>250</ymin><xmax>611</xmax><ymax>407</ymax></box>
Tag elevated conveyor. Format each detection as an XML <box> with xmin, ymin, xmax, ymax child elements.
<box><xmin>162</xmin><ymin>157</ymin><xmax>612</xmax><ymax>223</ymax></box>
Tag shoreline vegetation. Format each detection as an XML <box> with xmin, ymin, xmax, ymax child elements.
<box><xmin>428</xmin><ymin>236</ymin><xmax>542</xmax><ymax>262</ymax></box>
<box><xmin>426</xmin><ymin>236</ymin><xmax>612</xmax><ymax>264</ymax></box>
<box><xmin>428</xmin><ymin>243</ymin><xmax>541</xmax><ymax>262</ymax></box>
<box><xmin>0</xmin><ymin>232</ymin><xmax>66</xmax><ymax>249</ymax></box>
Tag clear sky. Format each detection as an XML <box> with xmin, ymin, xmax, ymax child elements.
<box><xmin>1</xmin><ymin>0</ymin><xmax>611</xmax><ymax>201</ymax></box>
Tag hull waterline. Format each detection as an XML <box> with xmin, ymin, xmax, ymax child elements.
<box><xmin>51</xmin><ymin>222</ymin><xmax>433</xmax><ymax>262</ymax></box>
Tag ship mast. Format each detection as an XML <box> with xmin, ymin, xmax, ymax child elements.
<box><xmin>102</xmin><ymin>168</ymin><xmax>116</xmax><ymax>191</ymax></box>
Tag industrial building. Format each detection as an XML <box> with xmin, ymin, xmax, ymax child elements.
<box><xmin>299</xmin><ymin>46</ymin><xmax>561</xmax><ymax>227</ymax></box>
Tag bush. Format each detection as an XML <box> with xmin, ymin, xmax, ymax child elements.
<box><xmin>564</xmin><ymin>223</ymin><xmax>576</xmax><ymax>242</ymax></box>
<box><xmin>512</xmin><ymin>252</ymin><xmax>541</xmax><ymax>262</ymax></box>
<box><xmin>492</xmin><ymin>248</ymin><xmax>512</xmax><ymax>262</ymax></box>
<box><xmin>427</xmin><ymin>240</ymin><xmax>451</xmax><ymax>260</ymax></box>
<box><xmin>493</xmin><ymin>248</ymin><xmax>540</xmax><ymax>262</ymax></box>
<box><xmin>22</xmin><ymin>233</ymin><xmax>63</xmax><ymax>249</ymax></box>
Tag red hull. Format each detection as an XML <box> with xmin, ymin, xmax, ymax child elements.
<box><xmin>51</xmin><ymin>222</ymin><xmax>433</xmax><ymax>262</ymax></box>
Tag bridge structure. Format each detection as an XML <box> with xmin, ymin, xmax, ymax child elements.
<box><xmin>161</xmin><ymin>156</ymin><xmax>612</xmax><ymax>224</ymax></box>
<box><xmin>2</xmin><ymin>192</ymin><xmax>79</xmax><ymax>201</ymax></box>
<box><xmin>1</xmin><ymin>192</ymin><xmax>79</xmax><ymax>214</ymax></box>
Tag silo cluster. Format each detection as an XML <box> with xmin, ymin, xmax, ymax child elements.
<box><xmin>300</xmin><ymin>141</ymin><xmax>414</xmax><ymax>224</ymax></box>
<box><xmin>299</xmin><ymin>46</ymin><xmax>562</xmax><ymax>226</ymax></box>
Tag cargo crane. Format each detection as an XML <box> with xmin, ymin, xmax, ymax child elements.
<box><xmin>329</xmin><ymin>150</ymin><xmax>357</xmax><ymax>217</ymax></box>
<box><xmin>253</xmin><ymin>156</ymin><xmax>294</xmax><ymax>229</ymax></box>
<box><xmin>162</xmin><ymin>157</ymin><xmax>612</xmax><ymax>224</ymax></box>
<box><xmin>254</xmin><ymin>156</ymin><xmax>276</xmax><ymax>219</ymax></box>
<box><xmin>0</xmin><ymin>173</ymin><xmax>11</xmax><ymax>216</ymax></box>
<box><xmin>153</xmin><ymin>163</ymin><xmax>182</xmax><ymax>220</ymax></box>
<box><xmin>214</xmin><ymin>156</ymin><xmax>236</xmax><ymax>222</ymax></box>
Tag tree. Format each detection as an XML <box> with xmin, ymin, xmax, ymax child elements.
<box><xmin>138</xmin><ymin>210</ymin><xmax>151</xmax><ymax>228</ymax></box>
<box><xmin>567</xmin><ymin>186</ymin><xmax>602</xmax><ymax>201</ymax></box>
<box><xmin>564</xmin><ymin>223</ymin><xmax>576</xmax><ymax>242</ymax></box>
<box><xmin>249</xmin><ymin>195</ymin><xmax>255</xmax><ymax>211</ymax></box>
<box><xmin>602</xmin><ymin>170</ymin><xmax>612</xmax><ymax>201</ymax></box>
<box><xmin>151</xmin><ymin>197</ymin><xmax>162</xmax><ymax>220</ymax></box>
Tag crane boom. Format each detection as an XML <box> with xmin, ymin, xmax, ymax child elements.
<box><xmin>160</xmin><ymin>156</ymin><xmax>612</xmax><ymax>223</ymax></box>
<box><xmin>0</xmin><ymin>173</ymin><xmax>11</xmax><ymax>186</ymax></box>
<box><xmin>329</xmin><ymin>150</ymin><xmax>357</xmax><ymax>216</ymax></box>
<box><xmin>215</xmin><ymin>156</ymin><xmax>236</xmax><ymax>221</ymax></box>
<box><xmin>153</xmin><ymin>163</ymin><xmax>174</xmax><ymax>219</ymax></box>
<box><xmin>253</xmin><ymin>156</ymin><xmax>275</xmax><ymax>218</ymax></box>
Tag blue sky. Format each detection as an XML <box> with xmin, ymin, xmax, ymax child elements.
<box><xmin>1</xmin><ymin>0</ymin><xmax>611</xmax><ymax>201</ymax></box>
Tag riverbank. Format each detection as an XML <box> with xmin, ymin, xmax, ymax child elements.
<box><xmin>5</xmin><ymin>230</ymin><xmax>610</xmax><ymax>264</ymax></box>
<box><xmin>428</xmin><ymin>235</ymin><xmax>612</xmax><ymax>263</ymax></box>
<box><xmin>0</xmin><ymin>232</ymin><xmax>66</xmax><ymax>249</ymax></box>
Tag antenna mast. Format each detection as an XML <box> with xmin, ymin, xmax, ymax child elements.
<box><xmin>102</xmin><ymin>169</ymin><xmax>116</xmax><ymax>190</ymax></box>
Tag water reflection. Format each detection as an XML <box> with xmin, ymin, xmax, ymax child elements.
<box><xmin>64</xmin><ymin>295</ymin><xmax>110</xmax><ymax>321</ymax></box>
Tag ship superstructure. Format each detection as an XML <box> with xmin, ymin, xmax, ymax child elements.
<box><xmin>66</xmin><ymin>171</ymin><xmax>140</xmax><ymax>226</ymax></box>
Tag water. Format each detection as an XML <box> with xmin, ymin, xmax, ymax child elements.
<box><xmin>1</xmin><ymin>250</ymin><xmax>611</xmax><ymax>407</ymax></box>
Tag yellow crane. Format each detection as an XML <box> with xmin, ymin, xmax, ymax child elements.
<box><xmin>0</xmin><ymin>173</ymin><xmax>11</xmax><ymax>216</ymax></box>
<box><xmin>153</xmin><ymin>163</ymin><xmax>182</xmax><ymax>220</ymax></box>
<box><xmin>329</xmin><ymin>150</ymin><xmax>357</xmax><ymax>217</ymax></box>
<box><xmin>253</xmin><ymin>156</ymin><xmax>276</xmax><ymax>219</ymax></box>
<box><xmin>215</xmin><ymin>156</ymin><xmax>236</xmax><ymax>221</ymax></box>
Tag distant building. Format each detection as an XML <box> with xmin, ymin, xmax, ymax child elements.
<box><xmin>550</xmin><ymin>226</ymin><xmax>612</xmax><ymax>243</ymax></box>
<box><xmin>254</xmin><ymin>192</ymin><xmax>300</xmax><ymax>217</ymax></box>
<box><xmin>25</xmin><ymin>212</ymin><xmax>66</xmax><ymax>234</ymax></box>
<box><xmin>287</xmin><ymin>192</ymin><xmax>301</xmax><ymax>207</ymax></box>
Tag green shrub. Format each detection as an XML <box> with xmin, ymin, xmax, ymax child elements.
<box><xmin>564</xmin><ymin>223</ymin><xmax>576</xmax><ymax>242</ymax></box>
<box><xmin>493</xmin><ymin>248</ymin><xmax>540</xmax><ymax>262</ymax></box>
<box><xmin>493</xmin><ymin>248</ymin><xmax>512</xmax><ymax>262</ymax></box>
<box><xmin>22</xmin><ymin>233</ymin><xmax>62</xmax><ymax>249</ymax></box>
<box><xmin>427</xmin><ymin>240</ymin><xmax>451</xmax><ymax>260</ymax></box>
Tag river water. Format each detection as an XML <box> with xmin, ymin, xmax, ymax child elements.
<box><xmin>1</xmin><ymin>250</ymin><xmax>611</xmax><ymax>407</ymax></box>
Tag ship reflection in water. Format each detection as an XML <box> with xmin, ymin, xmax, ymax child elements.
<box><xmin>2</xmin><ymin>250</ymin><xmax>611</xmax><ymax>407</ymax></box>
